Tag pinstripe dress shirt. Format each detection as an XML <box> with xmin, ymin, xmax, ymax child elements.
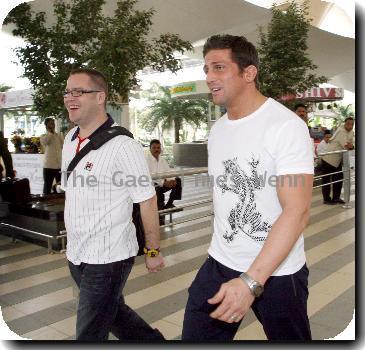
<box><xmin>61</xmin><ymin>117</ymin><xmax>155</xmax><ymax>264</ymax></box>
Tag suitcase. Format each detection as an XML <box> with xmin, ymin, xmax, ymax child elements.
<box><xmin>0</xmin><ymin>178</ymin><xmax>31</xmax><ymax>204</ymax></box>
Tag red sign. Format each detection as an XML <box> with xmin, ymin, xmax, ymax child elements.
<box><xmin>297</xmin><ymin>87</ymin><xmax>344</xmax><ymax>100</ymax></box>
<box><xmin>281</xmin><ymin>87</ymin><xmax>344</xmax><ymax>102</ymax></box>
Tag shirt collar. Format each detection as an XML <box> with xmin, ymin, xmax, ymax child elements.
<box><xmin>148</xmin><ymin>153</ymin><xmax>159</xmax><ymax>162</ymax></box>
<box><xmin>71</xmin><ymin>114</ymin><xmax>114</xmax><ymax>141</ymax></box>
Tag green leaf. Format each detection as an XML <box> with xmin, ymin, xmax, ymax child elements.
<box><xmin>257</xmin><ymin>0</ymin><xmax>327</xmax><ymax>104</ymax></box>
<box><xmin>4</xmin><ymin>0</ymin><xmax>192</xmax><ymax>121</ymax></box>
<box><xmin>138</xmin><ymin>84</ymin><xmax>209</xmax><ymax>143</ymax></box>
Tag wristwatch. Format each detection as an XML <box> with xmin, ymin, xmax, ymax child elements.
<box><xmin>143</xmin><ymin>247</ymin><xmax>160</xmax><ymax>258</ymax></box>
<box><xmin>239</xmin><ymin>272</ymin><xmax>264</xmax><ymax>298</ymax></box>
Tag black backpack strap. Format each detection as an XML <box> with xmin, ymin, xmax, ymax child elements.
<box><xmin>66</xmin><ymin>126</ymin><xmax>133</xmax><ymax>180</ymax></box>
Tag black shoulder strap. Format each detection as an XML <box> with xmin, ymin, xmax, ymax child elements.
<box><xmin>66</xmin><ymin>126</ymin><xmax>134</xmax><ymax>180</ymax></box>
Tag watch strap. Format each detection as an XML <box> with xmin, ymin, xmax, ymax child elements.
<box><xmin>239</xmin><ymin>272</ymin><xmax>264</xmax><ymax>297</ymax></box>
<box><xmin>143</xmin><ymin>247</ymin><xmax>160</xmax><ymax>257</ymax></box>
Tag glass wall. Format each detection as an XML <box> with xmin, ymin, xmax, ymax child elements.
<box><xmin>2</xmin><ymin>108</ymin><xmax>45</xmax><ymax>153</ymax></box>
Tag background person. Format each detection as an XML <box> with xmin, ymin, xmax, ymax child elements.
<box><xmin>320</xmin><ymin>117</ymin><xmax>354</xmax><ymax>204</ymax></box>
<box><xmin>0</xmin><ymin>131</ymin><xmax>15</xmax><ymax>180</ymax></box>
<box><xmin>0</xmin><ymin>131</ymin><xmax>15</xmax><ymax>219</ymax></box>
<box><xmin>294</xmin><ymin>103</ymin><xmax>316</xmax><ymax>156</ymax></box>
<box><xmin>294</xmin><ymin>103</ymin><xmax>309</xmax><ymax>125</ymax></box>
<box><xmin>61</xmin><ymin>68</ymin><xmax>165</xmax><ymax>341</ymax></box>
<box><xmin>316</xmin><ymin>129</ymin><xmax>332</xmax><ymax>156</ymax></box>
<box><xmin>40</xmin><ymin>118</ymin><xmax>63</xmax><ymax>194</ymax></box>
<box><xmin>316</xmin><ymin>130</ymin><xmax>335</xmax><ymax>205</ymax></box>
<box><xmin>182</xmin><ymin>35</ymin><xmax>313</xmax><ymax>341</ymax></box>
<box><xmin>146</xmin><ymin>139</ymin><xmax>182</xmax><ymax>216</ymax></box>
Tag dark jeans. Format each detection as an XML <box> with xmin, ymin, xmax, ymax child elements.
<box><xmin>182</xmin><ymin>256</ymin><xmax>311</xmax><ymax>341</ymax></box>
<box><xmin>320</xmin><ymin>160</ymin><xmax>343</xmax><ymax>201</ymax></box>
<box><xmin>155</xmin><ymin>177</ymin><xmax>182</xmax><ymax>210</ymax></box>
<box><xmin>68</xmin><ymin>258</ymin><xmax>165</xmax><ymax>341</ymax></box>
<box><xmin>43</xmin><ymin>168</ymin><xmax>61</xmax><ymax>194</ymax></box>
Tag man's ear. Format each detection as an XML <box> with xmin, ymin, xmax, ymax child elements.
<box><xmin>98</xmin><ymin>91</ymin><xmax>106</xmax><ymax>105</ymax></box>
<box><xmin>243</xmin><ymin>65</ymin><xmax>258</xmax><ymax>83</ymax></box>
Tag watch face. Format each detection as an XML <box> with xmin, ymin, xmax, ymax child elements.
<box><xmin>254</xmin><ymin>284</ymin><xmax>264</xmax><ymax>297</ymax></box>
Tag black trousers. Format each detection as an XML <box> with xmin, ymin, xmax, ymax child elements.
<box><xmin>43</xmin><ymin>168</ymin><xmax>61</xmax><ymax>194</ymax></box>
<box><xmin>320</xmin><ymin>160</ymin><xmax>343</xmax><ymax>201</ymax></box>
<box><xmin>182</xmin><ymin>256</ymin><xmax>311</xmax><ymax>341</ymax></box>
<box><xmin>155</xmin><ymin>177</ymin><xmax>182</xmax><ymax>210</ymax></box>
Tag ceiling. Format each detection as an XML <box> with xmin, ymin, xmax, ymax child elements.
<box><xmin>2</xmin><ymin>0</ymin><xmax>355</xmax><ymax>92</ymax></box>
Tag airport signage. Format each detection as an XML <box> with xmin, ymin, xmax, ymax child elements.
<box><xmin>170</xmin><ymin>83</ymin><xmax>197</xmax><ymax>96</ymax></box>
<box><xmin>0</xmin><ymin>89</ymin><xmax>34</xmax><ymax>109</ymax></box>
<box><xmin>281</xmin><ymin>87</ymin><xmax>344</xmax><ymax>102</ymax></box>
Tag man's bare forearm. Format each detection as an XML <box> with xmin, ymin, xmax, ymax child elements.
<box><xmin>139</xmin><ymin>195</ymin><xmax>160</xmax><ymax>249</ymax></box>
<box><xmin>247</xmin><ymin>207</ymin><xmax>310</xmax><ymax>285</ymax></box>
<box><xmin>247</xmin><ymin>174</ymin><xmax>313</xmax><ymax>285</ymax></box>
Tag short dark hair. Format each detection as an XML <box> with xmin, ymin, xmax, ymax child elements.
<box><xmin>203</xmin><ymin>35</ymin><xmax>259</xmax><ymax>84</ymax></box>
<box><xmin>344</xmin><ymin>117</ymin><xmax>354</xmax><ymax>122</ymax></box>
<box><xmin>150</xmin><ymin>139</ymin><xmax>161</xmax><ymax>148</ymax></box>
<box><xmin>69</xmin><ymin>68</ymin><xmax>108</xmax><ymax>105</ymax></box>
<box><xmin>324</xmin><ymin>130</ymin><xmax>332</xmax><ymax>135</ymax></box>
<box><xmin>44</xmin><ymin>117</ymin><xmax>54</xmax><ymax>127</ymax></box>
<box><xmin>294</xmin><ymin>103</ymin><xmax>307</xmax><ymax>111</ymax></box>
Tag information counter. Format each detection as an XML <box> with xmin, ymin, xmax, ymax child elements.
<box><xmin>11</xmin><ymin>153</ymin><xmax>44</xmax><ymax>194</ymax></box>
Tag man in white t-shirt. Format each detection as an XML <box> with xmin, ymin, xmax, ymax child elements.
<box><xmin>182</xmin><ymin>35</ymin><xmax>313</xmax><ymax>341</ymax></box>
<box><xmin>146</xmin><ymin>139</ymin><xmax>182</xmax><ymax>214</ymax></box>
<box><xmin>61</xmin><ymin>68</ymin><xmax>165</xmax><ymax>341</ymax></box>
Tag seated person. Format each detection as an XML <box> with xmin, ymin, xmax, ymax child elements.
<box><xmin>146</xmin><ymin>139</ymin><xmax>182</xmax><ymax>213</ymax></box>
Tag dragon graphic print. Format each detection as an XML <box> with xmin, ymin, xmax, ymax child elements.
<box><xmin>217</xmin><ymin>157</ymin><xmax>272</xmax><ymax>243</ymax></box>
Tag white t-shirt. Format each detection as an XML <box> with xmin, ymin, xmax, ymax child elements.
<box><xmin>208</xmin><ymin>98</ymin><xmax>314</xmax><ymax>276</ymax></box>
<box><xmin>316</xmin><ymin>139</ymin><xmax>329</xmax><ymax>156</ymax></box>
<box><xmin>145</xmin><ymin>152</ymin><xmax>174</xmax><ymax>186</ymax></box>
<box><xmin>321</xmin><ymin>125</ymin><xmax>354</xmax><ymax>167</ymax></box>
<box><xmin>61</xmin><ymin>122</ymin><xmax>155</xmax><ymax>265</ymax></box>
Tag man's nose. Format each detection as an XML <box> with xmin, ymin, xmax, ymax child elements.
<box><xmin>206</xmin><ymin>70</ymin><xmax>217</xmax><ymax>84</ymax></box>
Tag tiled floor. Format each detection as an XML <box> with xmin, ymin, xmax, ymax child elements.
<box><xmin>0</xmin><ymin>175</ymin><xmax>355</xmax><ymax>341</ymax></box>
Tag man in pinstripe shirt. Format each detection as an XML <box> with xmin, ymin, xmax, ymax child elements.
<box><xmin>61</xmin><ymin>68</ymin><xmax>165</xmax><ymax>341</ymax></box>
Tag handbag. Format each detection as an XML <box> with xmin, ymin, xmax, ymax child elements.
<box><xmin>0</xmin><ymin>178</ymin><xmax>31</xmax><ymax>204</ymax></box>
<box><xmin>66</xmin><ymin>126</ymin><xmax>146</xmax><ymax>256</ymax></box>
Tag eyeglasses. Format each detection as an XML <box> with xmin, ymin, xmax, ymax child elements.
<box><xmin>63</xmin><ymin>89</ymin><xmax>102</xmax><ymax>98</ymax></box>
